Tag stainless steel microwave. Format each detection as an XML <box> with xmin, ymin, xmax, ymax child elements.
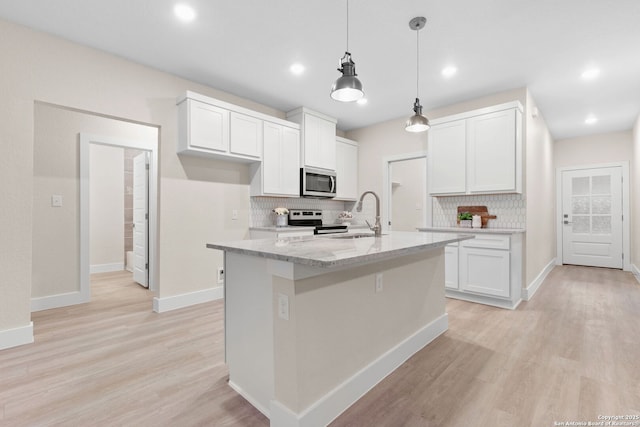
<box><xmin>300</xmin><ymin>167</ymin><xmax>336</xmax><ymax>198</ymax></box>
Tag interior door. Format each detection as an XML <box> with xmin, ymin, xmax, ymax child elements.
<box><xmin>389</xmin><ymin>158</ymin><xmax>426</xmax><ymax>231</ymax></box>
<box><xmin>133</xmin><ymin>152</ymin><xmax>149</xmax><ymax>287</ymax></box>
<box><xmin>561</xmin><ymin>166</ymin><xmax>622</xmax><ymax>269</ymax></box>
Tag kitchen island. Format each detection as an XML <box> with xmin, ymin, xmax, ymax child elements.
<box><xmin>207</xmin><ymin>231</ymin><xmax>472</xmax><ymax>427</ymax></box>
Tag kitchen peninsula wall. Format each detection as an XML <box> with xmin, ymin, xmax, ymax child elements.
<box><xmin>432</xmin><ymin>194</ymin><xmax>526</xmax><ymax>229</ymax></box>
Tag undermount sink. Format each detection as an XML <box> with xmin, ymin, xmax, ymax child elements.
<box><xmin>323</xmin><ymin>232</ymin><xmax>387</xmax><ymax>239</ymax></box>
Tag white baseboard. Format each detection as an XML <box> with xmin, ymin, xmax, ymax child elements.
<box><xmin>153</xmin><ymin>286</ymin><xmax>224</xmax><ymax>313</ymax></box>
<box><xmin>269</xmin><ymin>313</ymin><xmax>449</xmax><ymax>427</ymax></box>
<box><xmin>90</xmin><ymin>262</ymin><xmax>125</xmax><ymax>274</ymax></box>
<box><xmin>31</xmin><ymin>291</ymin><xmax>90</xmax><ymax>312</ymax></box>
<box><xmin>523</xmin><ymin>258</ymin><xmax>556</xmax><ymax>301</ymax></box>
<box><xmin>0</xmin><ymin>322</ymin><xmax>34</xmax><ymax>351</ymax></box>
<box><xmin>632</xmin><ymin>264</ymin><xmax>640</xmax><ymax>284</ymax></box>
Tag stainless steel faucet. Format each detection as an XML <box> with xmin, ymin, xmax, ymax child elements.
<box><xmin>356</xmin><ymin>191</ymin><xmax>382</xmax><ymax>237</ymax></box>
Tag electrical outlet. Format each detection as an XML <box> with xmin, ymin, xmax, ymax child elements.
<box><xmin>217</xmin><ymin>267</ymin><xmax>224</xmax><ymax>284</ymax></box>
<box><xmin>375</xmin><ymin>273</ymin><xmax>383</xmax><ymax>293</ymax></box>
<box><xmin>51</xmin><ymin>195</ymin><xmax>63</xmax><ymax>207</ymax></box>
<box><xmin>278</xmin><ymin>293</ymin><xmax>289</xmax><ymax>320</ymax></box>
<box><xmin>232</xmin><ymin>209</ymin><xmax>238</xmax><ymax>220</ymax></box>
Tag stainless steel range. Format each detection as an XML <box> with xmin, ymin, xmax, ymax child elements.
<box><xmin>287</xmin><ymin>209</ymin><xmax>347</xmax><ymax>235</ymax></box>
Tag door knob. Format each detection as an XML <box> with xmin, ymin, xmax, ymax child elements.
<box><xmin>563</xmin><ymin>220</ymin><xmax>572</xmax><ymax>225</ymax></box>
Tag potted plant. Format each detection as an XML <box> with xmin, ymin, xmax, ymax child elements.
<box><xmin>457</xmin><ymin>212</ymin><xmax>473</xmax><ymax>228</ymax></box>
<box><xmin>273</xmin><ymin>207</ymin><xmax>289</xmax><ymax>227</ymax></box>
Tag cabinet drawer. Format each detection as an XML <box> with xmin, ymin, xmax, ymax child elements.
<box><xmin>461</xmin><ymin>234</ymin><xmax>510</xmax><ymax>250</ymax></box>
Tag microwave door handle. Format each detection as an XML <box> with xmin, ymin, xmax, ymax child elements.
<box><xmin>330</xmin><ymin>176</ymin><xmax>335</xmax><ymax>193</ymax></box>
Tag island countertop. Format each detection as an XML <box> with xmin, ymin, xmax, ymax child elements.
<box><xmin>207</xmin><ymin>231</ymin><xmax>473</xmax><ymax>268</ymax></box>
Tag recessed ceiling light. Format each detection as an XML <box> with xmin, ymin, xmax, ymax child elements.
<box><xmin>581</xmin><ymin>67</ymin><xmax>600</xmax><ymax>80</ymax></box>
<box><xmin>442</xmin><ymin>66</ymin><xmax>457</xmax><ymax>78</ymax></box>
<box><xmin>289</xmin><ymin>63</ymin><xmax>305</xmax><ymax>76</ymax></box>
<box><xmin>357</xmin><ymin>98</ymin><xmax>368</xmax><ymax>105</ymax></box>
<box><xmin>174</xmin><ymin>4</ymin><xmax>196</xmax><ymax>22</ymax></box>
<box><xmin>585</xmin><ymin>115</ymin><xmax>598</xmax><ymax>125</ymax></box>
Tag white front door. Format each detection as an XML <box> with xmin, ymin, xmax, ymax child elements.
<box><xmin>133</xmin><ymin>152</ymin><xmax>149</xmax><ymax>287</ymax></box>
<box><xmin>561</xmin><ymin>166</ymin><xmax>623</xmax><ymax>269</ymax></box>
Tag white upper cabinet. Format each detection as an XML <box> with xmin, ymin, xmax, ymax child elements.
<box><xmin>287</xmin><ymin>107</ymin><xmax>337</xmax><ymax>171</ymax></box>
<box><xmin>230</xmin><ymin>112</ymin><xmax>262</xmax><ymax>159</ymax></box>
<box><xmin>335</xmin><ymin>137</ymin><xmax>358</xmax><ymax>201</ymax></box>
<box><xmin>178</xmin><ymin>91</ymin><xmax>301</xmax><ymax>163</ymax></box>
<box><xmin>428</xmin><ymin>120</ymin><xmax>466</xmax><ymax>194</ymax></box>
<box><xmin>180</xmin><ymin>99</ymin><xmax>229</xmax><ymax>153</ymax></box>
<box><xmin>428</xmin><ymin>101</ymin><xmax>523</xmax><ymax>196</ymax></box>
<box><xmin>250</xmin><ymin>121</ymin><xmax>300</xmax><ymax>197</ymax></box>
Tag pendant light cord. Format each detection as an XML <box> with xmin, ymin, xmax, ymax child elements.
<box><xmin>416</xmin><ymin>27</ymin><xmax>420</xmax><ymax>98</ymax></box>
<box><xmin>346</xmin><ymin>0</ymin><xmax>350</xmax><ymax>52</ymax></box>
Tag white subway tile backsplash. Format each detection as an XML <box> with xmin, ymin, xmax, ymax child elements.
<box><xmin>250</xmin><ymin>197</ymin><xmax>349</xmax><ymax>227</ymax></box>
<box><xmin>432</xmin><ymin>194</ymin><xmax>526</xmax><ymax>229</ymax></box>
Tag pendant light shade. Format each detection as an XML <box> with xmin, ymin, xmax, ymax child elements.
<box><xmin>331</xmin><ymin>0</ymin><xmax>364</xmax><ymax>102</ymax></box>
<box><xmin>405</xmin><ymin>17</ymin><xmax>430</xmax><ymax>132</ymax></box>
<box><xmin>331</xmin><ymin>52</ymin><xmax>364</xmax><ymax>102</ymax></box>
<box><xmin>406</xmin><ymin>98</ymin><xmax>430</xmax><ymax>132</ymax></box>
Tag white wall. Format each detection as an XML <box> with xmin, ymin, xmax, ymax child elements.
<box><xmin>633</xmin><ymin>116</ymin><xmax>640</xmax><ymax>271</ymax></box>
<box><xmin>555</xmin><ymin>130</ymin><xmax>633</xmax><ymax>168</ymax></box>
<box><xmin>90</xmin><ymin>144</ymin><xmax>124</xmax><ymax>271</ymax></box>
<box><xmin>524</xmin><ymin>91</ymin><xmax>556</xmax><ymax>287</ymax></box>
<box><xmin>0</xmin><ymin>17</ymin><xmax>285</xmax><ymax>345</ymax></box>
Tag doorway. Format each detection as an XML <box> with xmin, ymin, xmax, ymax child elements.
<box><xmin>80</xmin><ymin>133</ymin><xmax>158</xmax><ymax>299</ymax></box>
<box><xmin>556</xmin><ymin>163</ymin><xmax>630</xmax><ymax>270</ymax></box>
<box><xmin>383</xmin><ymin>152</ymin><xmax>431</xmax><ymax>232</ymax></box>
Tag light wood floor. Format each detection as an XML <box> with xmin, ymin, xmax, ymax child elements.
<box><xmin>1</xmin><ymin>266</ymin><xmax>639</xmax><ymax>426</ymax></box>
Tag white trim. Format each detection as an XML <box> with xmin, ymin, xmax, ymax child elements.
<box><xmin>228</xmin><ymin>381</ymin><xmax>271</xmax><ymax>419</ymax></box>
<box><xmin>523</xmin><ymin>258</ymin><xmax>556</xmax><ymax>300</ymax></box>
<box><xmin>90</xmin><ymin>262</ymin><xmax>125</xmax><ymax>274</ymax></box>
<box><xmin>555</xmin><ymin>162</ymin><xmax>631</xmax><ymax>271</ymax></box>
<box><xmin>152</xmin><ymin>286</ymin><xmax>224</xmax><ymax>313</ymax></box>
<box><xmin>382</xmin><ymin>152</ymin><xmax>432</xmax><ymax>233</ymax></box>
<box><xmin>31</xmin><ymin>291</ymin><xmax>89</xmax><ymax>312</ymax></box>
<box><xmin>0</xmin><ymin>322</ymin><xmax>34</xmax><ymax>351</ymax></box>
<box><xmin>80</xmin><ymin>133</ymin><xmax>160</xmax><ymax>312</ymax></box>
<box><xmin>632</xmin><ymin>264</ymin><xmax>640</xmax><ymax>284</ymax></box>
<box><xmin>268</xmin><ymin>313</ymin><xmax>448</xmax><ymax>427</ymax></box>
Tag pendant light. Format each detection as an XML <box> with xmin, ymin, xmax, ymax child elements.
<box><xmin>405</xmin><ymin>17</ymin><xmax>430</xmax><ymax>132</ymax></box>
<box><xmin>330</xmin><ymin>0</ymin><xmax>364</xmax><ymax>102</ymax></box>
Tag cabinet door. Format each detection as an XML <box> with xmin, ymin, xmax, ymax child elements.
<box><xmin>335</xmin><ymin>139</ymin><xmax>358</xmax><ymax>200</ymax></box>
<box><xmin>262</xmin><ymin>122</ymin><xmax>299</xmax><ymax>196</ymax></box>
<box><xmin>428</xmin><ymin>120</ymin><xmax>466</xmax><ymax>194</ymax></box>
<box><xmin>444</xmin><ymin>244</ymin><xmax>459</xmax><ymax>290</ymax></box>
<box><xmin>189</xmin><ymin>100</ymin><xmax>229</xmax><ymax>152</ymax></box>
<box><xmin>230</xmin><ymin>112</ymin><xmax>262</xmax><ymax>158</ymax></box>
<box><xmin>459</xmin><ymin>247</ymin><xmax>510</xmax><ymax>298</ymax></box>
<box><xmin>304</xmin><ymin>114</ymin><xmax>336</xmax><ymax>170</ymax></box>
<box><xmin>467</xmin><ymin>109</ymin><xmax>516</xmax><ymax>193</ymax></box>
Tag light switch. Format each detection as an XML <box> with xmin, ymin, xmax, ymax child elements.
<box><xmin>232</xmin><ymin>209</ymin><xmax>238</xmax><ymax>220</ymax></box>
<box><xmin>51</xmin><ymin>195</ymin><xmax>63</xmax><ymax>207</ymax></box>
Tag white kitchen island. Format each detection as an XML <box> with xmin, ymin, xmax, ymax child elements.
<box><xmin>207</xmin><ymin>231</ymin><xmax>472</xmax><ymax>427</ymax></box>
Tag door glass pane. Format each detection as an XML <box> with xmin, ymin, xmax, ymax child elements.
<box><xmin>592</xmin><ymin>196</ymin><xmax>611</xmax><ymax>214</ymax></box>
<box><xmin>572</xmin><ymin>177</ymin><xmax>589</xmax><ymax>195</ymax></box>
<box><xmin>592</xmin><ymin>216</ymin><xmax>611</xmax><ymax>234</ymax></box>
<box><xmin>572</xmin><ymin>216</ymin><xmax>590</xmax><ymax>233</ymax></box>
<box><xmin>571</xmin><ymin>196</ymin><xmax>590</xmax><ymax>214</ymax></box>
<box><xmin>592</xmin><ymin>175</ymin><xmax>611</xmax><ymax>195</ymax></box>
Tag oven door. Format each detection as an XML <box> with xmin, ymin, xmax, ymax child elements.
<box><xmin>301</xmin><ymin>167</ymin><xmax>336</xmax><ymax>198</ymax></box>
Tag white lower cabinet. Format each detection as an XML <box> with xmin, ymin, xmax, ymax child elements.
<box><xmin>441</xmin><ymin>232</ymin><xmax>522</xmax><ymax>309</ymax></box>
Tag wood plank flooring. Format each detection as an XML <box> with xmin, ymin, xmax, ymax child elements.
<box><xmin>1</xmin><ymin>266</ymin><xmax>639</xmax><ymax>426</ymax></box>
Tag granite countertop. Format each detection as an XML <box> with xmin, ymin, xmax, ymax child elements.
<box><xmin>417</xmin><ymin>227</ymin><xmax>525</xmax><ymax>235</ymax></box>
<box><xmin>207</xmin><ymin>231</ymin><xmax>473</xmax><ymax>268</ymax></box>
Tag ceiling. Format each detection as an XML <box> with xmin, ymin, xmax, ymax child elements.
<box><xmin>0</xmin><ymin>0</ymin><xmax>639</xmax><ymax>140</ymax></box>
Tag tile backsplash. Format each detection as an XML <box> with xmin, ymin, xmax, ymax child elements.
<box><xmin>250</xmin><ymin>197</ymin><xmax>351</xmax><ymax>227</ymax></box>
<box><xmin>432</xmin><ymin>194</ymin><xmax>526</xmax><ymax>229</ymax></box>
